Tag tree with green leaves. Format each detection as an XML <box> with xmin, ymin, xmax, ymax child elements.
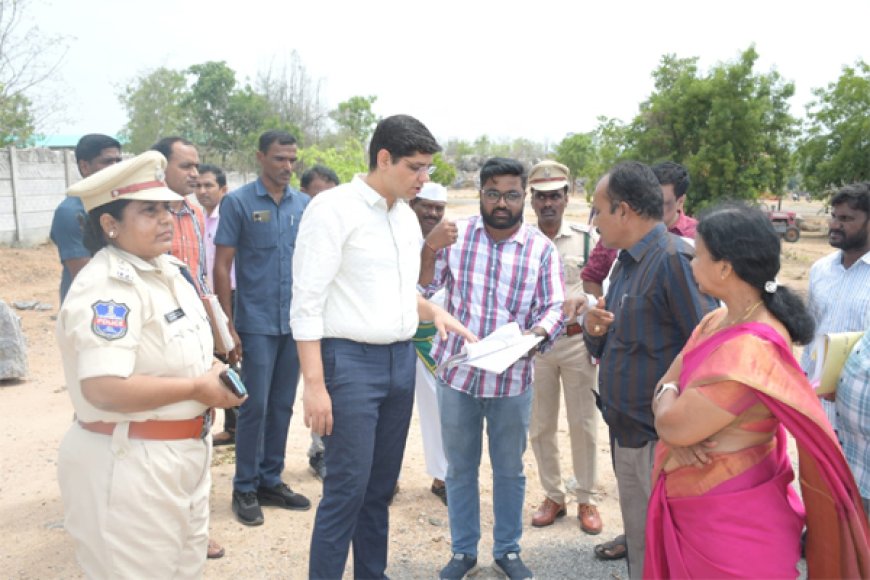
<box><xmin>0</xmin><ymin>86</ymin><xmax>34</xmax><ymax>146</ymax></box>
<box><xmin>555</xmin><ymin>132</ymin><xmax>596</xmax><ymax>190</ymax></box>
<box><xmin>472</xmin><ymin>135</ymin><xmax>490</xmax><ymax>156</ymax></box>
<box><xmin>185</xmin><ymin>61</ymin><xmax>236</xmax><ymax>153</ymax></box>
<box><xmin>0</xmin><ymin>0</ymin><xmax>68</xmax><ymax>145</ymax></box>
<box><xmin>628</xmin><ymin>47</ymin><xmax>798</xmax><ymax>212</ymax></box>
<box><xmin>445</xmin><ymin>138</ymin><xmax>474</xmax><ymax>157</ymax></box>
<box><xmin>798</xmin><ymin>60</ymin><xmax>870</xmax><ymax>195</ymax></box>
<box><xmin>589</xmin><ymin>117</ymin><xmax>631</xmax><ymax>183</ymax></box>
<box><xmin>430</xmin><ymin>152</ymin><xmax>456</xmax><ymax>187</ymax></box>
<box><xmin>555</xmin><ymin>118</ymin><xmax>631</xmax><ymax>197</ymax></box>
<box><xmin>297</xmin><ymin>139</ymin><xmax>367</xmax><ymax>185</ymax></box>
<box><xmin>185</xmin><ymin>61</ymin><xmax>293</xmax><ymax>167</ymax></box>
<box><xmin>330</xmin><ymin>95</ymin><xmax>378</xmax><ymax>145</ymax></box>
<box><xmin>118</xmin><ymin>67</ymin><xmax>190</xmax><ymax>153</ymax></box>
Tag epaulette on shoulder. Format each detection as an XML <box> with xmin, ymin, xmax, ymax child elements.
<box><xmin>109</xmin><ymin>259</ymin><xmax>136</xmax><ymax>285</ymax></box>
<box><xmin>569</xmin><ymin>223</ymin><xmax>592</xmax><ymax>235</ymax></box>
<box><xmin>164</xmin><ymin>254</ymin><xmax>186</xmax><ymax>269</ymax></box>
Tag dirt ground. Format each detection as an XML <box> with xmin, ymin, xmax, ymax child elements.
<box><xmin>0</xmin><ymin>196</ymin><xmax>831</xmax><ymax>579</ymax></box>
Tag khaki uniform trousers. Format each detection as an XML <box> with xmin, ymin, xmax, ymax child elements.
<box><xmin>58</xmin><ymin>422</ymin><xmax>211</xmax><ymax>579</ymax></box>
<box><xmin>529</xmin><ymin>333</ymin><xmax>598</xmax><ymax>505</ymax></box>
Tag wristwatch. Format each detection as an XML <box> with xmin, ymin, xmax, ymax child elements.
<box><xmin>654</xmin><ymin>382</ymin><xmax>679</xmax><ymax>402</ymax></box>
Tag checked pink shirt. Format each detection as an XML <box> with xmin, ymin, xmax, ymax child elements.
<box><xmin>426</xmin><ymin>216</ymin><xmax>565</xmax><ymax>398</ymax></box>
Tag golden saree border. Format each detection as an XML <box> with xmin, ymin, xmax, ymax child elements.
<box><xmin>664</xmin><ymin>440</ymin><xmax>776</xmax><ymax>497</ymax></box>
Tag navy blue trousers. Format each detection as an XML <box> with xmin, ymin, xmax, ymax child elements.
<box><xmin>233</xmin><ymin>332</ymin><xmax>300</xmax><ymax>492</ymax></box>
<box><xmin>308</xmin><ymin>338</ymin><xmax>415</xmax><ymax>579</ymax></box>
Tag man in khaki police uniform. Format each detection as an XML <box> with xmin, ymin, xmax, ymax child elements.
<box><xmin>527</xmin><ymin>160</ymin><xmax>603</xmax><ymax>535</ymax></box>
<box><xmin>56</xmin><ymin>151</ymin><xmax>241</xmax><ymax>578</ymax></box>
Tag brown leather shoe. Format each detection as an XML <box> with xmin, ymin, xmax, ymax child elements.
<box><xmin>578</xmin><ymin>503</ymin><xmax>603</xmax><ymax>535</ymax></box>
<box><xmin>531</xmin><ymin>497</ymin><xmax>566</xmax><ymax>527</ymax></box>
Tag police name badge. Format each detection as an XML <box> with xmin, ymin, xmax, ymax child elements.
<box><xmin>91</xmin><ymin>300</ymin><xmax>130</xmax><ymax>340</ymax></box>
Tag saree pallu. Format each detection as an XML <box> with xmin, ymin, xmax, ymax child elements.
<box><xmin>644</xmin><ymin>321</ymin><xmax>870</xmax><ymax>579</ymax></box>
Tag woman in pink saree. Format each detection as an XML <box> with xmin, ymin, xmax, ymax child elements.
<box><xmin>646</xmin><ymin>203</ymin><xmax>870</xmax><ymax>579</ymax></box>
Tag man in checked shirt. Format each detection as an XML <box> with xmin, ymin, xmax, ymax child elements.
<box><xmin>420</xmin><ymin>157</ymin><xmax>565</xmax><ymax>580</ymax></box>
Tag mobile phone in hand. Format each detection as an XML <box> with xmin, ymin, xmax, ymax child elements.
<box><xmin>219</xmin><ymin>366</ymin><xmax>247</xmax><ymax>397</ymax></box>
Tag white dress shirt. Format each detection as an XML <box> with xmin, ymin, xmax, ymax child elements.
<box><xmin>291</xmin><ymin>175</ymin><xmax>422</xmax><ymax>344</ymax></box>
<box><xmin>801</xmin><ymin>249</ymin><xmax>870</xmax><ymax>428</ymax></box>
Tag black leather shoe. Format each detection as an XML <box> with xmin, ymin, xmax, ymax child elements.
<box><xmin>232</xmin><ymin>490</ymin><xmax>264</xmax><ymax>526</ymax></box>
<box><xmin>257</xmin><ymin>482</ymin><xmax>311</xmax><ymax>511</ymax></box>
<box><xmin>431</xmin><ymin>479</ymin><xmax>448</xmax><ymax>506</ymax></box>
<box><xmin>309</xmin><ymin>451</ymin><xmax>326</xmax><ymax>480</ymax></box>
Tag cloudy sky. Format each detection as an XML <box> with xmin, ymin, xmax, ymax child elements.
<box><xmin>26</xmin><ymin>0</ymin><xmax>869</xmax><ymax>146</ymax></box>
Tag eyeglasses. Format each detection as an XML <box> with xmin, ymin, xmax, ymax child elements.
<box><xmin>481</xmin><ymin>189</ymin><xmax>524</xmax><ymax>204</ymax></box>
<box><xmin>404</xmin><ymin>161</ymin><xmax>436</xmax><ymax>176</ymax></box>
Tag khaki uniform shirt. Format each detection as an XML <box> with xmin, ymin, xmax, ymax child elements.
<box><xmin>58</xmin><ymin>245</ymin><xmax>213</xmax><ymax>423</ymax></box>
<box><xmin>534</xmin><ymin>221</ymin><xmax>595</xmax><ymax>302</ymax></box>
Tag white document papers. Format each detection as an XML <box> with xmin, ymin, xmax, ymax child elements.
<box><xmin>201</xmin><ymin>294</ymin><xmax>235</xmax><ymax>355</ymax></box>
<box><xmin>438</xmin><ymin>321</ymin><xmax>543</xmax><ymax>375</ymax></box>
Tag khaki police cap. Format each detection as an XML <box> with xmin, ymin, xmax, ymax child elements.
<box><xmin>68</xmin><ymin>150</ymin><xmax>182</xmax><ymax>212</ymax></box>
<box><xmin>528</xmin><ymin>160</ymin><xmax>571</xmax><ymax>192</ymax></box>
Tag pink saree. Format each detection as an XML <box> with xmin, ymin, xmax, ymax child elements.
<box><xmin>644</xmin><ymin>321</ymin><xmax>870</xmax><ymax>579</ymax></box>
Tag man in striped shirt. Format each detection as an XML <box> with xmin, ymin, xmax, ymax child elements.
<box><xmin>420</xmin><ymin>157</ymin><xmax>565</xmax><ymax>580</ymax></box>
<box><xmin>581</xmin><ymin>162</ymin><xmax>717</xmax><ymax>579</ymax></box>
<box><xmin>151</xmin><ymin>137</ymin><xmax>222</xmax><ymax>560</ymax></box>
<box><xmin>151</xmin><ymin>137</ymin><xmax>210</xmax><ymax>295</ymax></box>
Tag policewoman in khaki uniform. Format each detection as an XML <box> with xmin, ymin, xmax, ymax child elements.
<box><xmin>56</xmin><ymin>151</ymin><xmax>245</xmax><ymax>578</ymax></box>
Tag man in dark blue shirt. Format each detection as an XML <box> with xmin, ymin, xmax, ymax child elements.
<box><xmin>214</xmin><ymin>130</ymin><xmax>311</xmax><ymax>526</ymax></box>
<box><xmin>581</xmin><ymin>162</ymin><xmax>717</xmax><ymax>579</ymax></box>
<box><xmin>49</xmin><ymin>134</ymin><xmax>122</xmax><ymax>302</ymax></box>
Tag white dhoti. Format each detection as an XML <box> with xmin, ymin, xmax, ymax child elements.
<box><xmin>415</xmin><ymin>358</ymin><xmax>448</xmax><ymax>480</ymax></box>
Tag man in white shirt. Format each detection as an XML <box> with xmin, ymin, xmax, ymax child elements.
<box><xmin>291</xmin><ymin>115</ymin><xmax>474</xmax><ymax>580</ymax></box>
<box><xmin>802</xmin><ymin>182</ymin><xmax>870</xmax><ymax>427</ymax></box>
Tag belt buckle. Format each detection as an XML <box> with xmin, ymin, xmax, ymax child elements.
<box><xmin>199</xmin><ymin>409</ymin><xmax>213</xmax><ymax>439</ymax></box>
<box><xmin>565</xmin><ymin>323</ymin><xmax>582</xmax><ymax>337</ymax></box>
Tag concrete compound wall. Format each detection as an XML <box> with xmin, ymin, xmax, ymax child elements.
<box><xmin>0</xmin><ymin>147</ymin><xmax>254</xmax><ymax>247</ymax></box>
<box><xmin>0</xmin><ymin>147</ymin><xmax>78</xmax><ymax>246</ymax></box>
